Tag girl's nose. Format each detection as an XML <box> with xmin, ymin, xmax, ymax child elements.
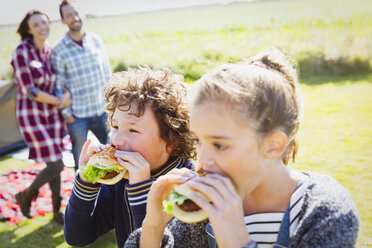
<box><xmin>197</xmin><ymin>145</ymin><xmax>214</xmax><ymax>167</ymax></box>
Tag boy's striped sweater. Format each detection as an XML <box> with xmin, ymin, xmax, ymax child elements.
<box><xmin>64</xmin><ymin>156</ymin><xmax>194</xmax><ymax>248</ymax></box>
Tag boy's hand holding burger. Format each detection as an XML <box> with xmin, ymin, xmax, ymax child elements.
<box><xmin>78</xmin><ymin>139</ymin><xmax>151</xmax><ymax>185</ymax></box>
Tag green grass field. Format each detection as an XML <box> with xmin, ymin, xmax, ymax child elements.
<box><xmin>1</xmin><ymin>0</ymin><xmax>371</xmax><ymax>80</ymax></box>
<box><xmin>0</xmin><ymin>0</ymin><xmax>371</xmax><ymax>247</ymax></box>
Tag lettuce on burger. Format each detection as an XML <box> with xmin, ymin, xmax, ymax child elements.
<box><xmin>163</xmin><ymin>183</ymin><xmax>209</xmax><ymax>223</ymax></box>
<box><xmin>80</xmin><ymin>146</ymin><xmax>128</xmax><ymax>185</ymax></box>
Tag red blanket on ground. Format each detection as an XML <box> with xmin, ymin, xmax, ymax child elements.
<box><xmin>0</xmin><ymin>163</ymin><xmax>74</xmax><ymax>225</ymax></box>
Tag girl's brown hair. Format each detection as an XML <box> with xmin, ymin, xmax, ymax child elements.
<box><xmin>17</xmin><ymin>10</ymin><xmax>50</xmax><ymax>41</ymax></box>
<box><xmin>193</xmin><ymin>49</ymin><xmax>302</xmax><ymax>165</ymax></box>
<box><xmin>104</xmin><ymin>66</ymin><xmax>196</xmax><ymax>160</ymax></box>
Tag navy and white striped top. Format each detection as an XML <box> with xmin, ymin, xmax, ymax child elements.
<box><xmin>205</xmin><ymin>181</ymin><xmax>307</xmax><ymax>248</ymax></box>
<box><xmin>244</xmin><ymin>182</ymin><xmax>307</xmax><ymax>247</ymax></box>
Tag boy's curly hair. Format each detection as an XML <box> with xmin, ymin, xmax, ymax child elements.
<box><xmin>104</xmin><ymin>66</ymin><xmax>196</xmax><ymax>160</ymax></box>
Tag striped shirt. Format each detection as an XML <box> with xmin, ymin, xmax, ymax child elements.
<box><xmin>65</xmin><ymin>156</ymin><xmax>194</xmax><ymax>248</ymax></box>
<box><xmin>51</xmin><ymin>32</ymin><xmax>111</xmax><ymax>118</ymax></box>
<box><xmin>244</xmin><ymin>182</ymin><xmax>307</xmax><ymax>247</ymax></box>
<box><xmin>205</xmin><ymin>181</ymin><xmax>307</xmax><ymax>248</ymax></box>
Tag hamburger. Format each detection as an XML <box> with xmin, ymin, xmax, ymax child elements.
<box><xmin>163</xmin><ymin>169</ymin><xmax>209</xmax><ymax>223</ymax></box>
<box><xmin>80</xmin><ymin>146</ymin><xmax>128</xmax><ymax>185</ymax></box>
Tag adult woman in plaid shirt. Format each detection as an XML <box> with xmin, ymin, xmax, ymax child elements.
<box><xmin>11</xmin><ymin>10</ymin><xmax>71</xmax><ymax>224</ymax></box>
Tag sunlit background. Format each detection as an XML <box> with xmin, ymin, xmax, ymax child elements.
<box><xmin>0</xmin><ymin>0</ymin><xmax>371</xmax><ymax>247</ymax></box>
<box><xmin>0</xmin><ymin>0</ymin><xmax>251</xmax><ymax>25</ymax></box>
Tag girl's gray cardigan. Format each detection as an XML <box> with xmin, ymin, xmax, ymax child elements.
<box><xmin>124</xmin><ymin>172</ymin><xmax>360</xmax><ymax>248</ymax></box>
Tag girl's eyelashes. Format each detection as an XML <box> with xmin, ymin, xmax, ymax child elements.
<box><xmin>129</xmin><ymin>128</ymin><xmax>140</xmax><ymax>133</ymax></box>
<box><xmin>213</xmin><ymin>142</ymin><xmax>227</xmax><ymax>151</ymax></box>
<box><xmin>112</xmin><ymin>125</ymin><xmax>118</xmax><ymax>130</ymax></box>
<box><xmin>192</xmin><ymin>137</ymin><xmax>227</xmax><ymax>151</ymax></box>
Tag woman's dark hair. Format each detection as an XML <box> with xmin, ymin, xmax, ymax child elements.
<box><xmin>17</xmin><ymin>10</ymin><xmax>50</xmax><ymax>41</ymax></box>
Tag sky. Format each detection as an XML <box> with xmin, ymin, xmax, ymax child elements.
<box><xmin>0</xmin><ymin>0</ymin><xmax>252</xmax><ymax>25</ymax></box>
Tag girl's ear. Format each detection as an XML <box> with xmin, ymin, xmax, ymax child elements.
<box><xmin>262</xmin><ymin>131</ymin><xmax>288</xmax><ymax>159</ymax></box>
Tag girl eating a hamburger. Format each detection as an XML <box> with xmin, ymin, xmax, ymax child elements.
<box><xmin>125</xmin><ymin>49</ymin><xmax>360</xmax><ymax>248</ymax></box>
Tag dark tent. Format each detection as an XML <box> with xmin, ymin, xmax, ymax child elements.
<box><xmin>0</xmin><ymin>80</ymin><xmax>25</xmax><ymax>155</ymax></box>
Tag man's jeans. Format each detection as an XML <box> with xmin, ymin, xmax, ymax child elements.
<box><xmin>67</xmin><ymin>112</ymin><xmax>109</xmax><ymax>171</ymax></box>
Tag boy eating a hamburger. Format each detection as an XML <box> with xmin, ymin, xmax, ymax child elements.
<box><xmin>63</xmin><ymin>66</ymin><xmax>196</xmax><ymax>248</ymax></box>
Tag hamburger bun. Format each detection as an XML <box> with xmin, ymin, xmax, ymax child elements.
<box><xmin>97</xmin><ymin>169</ymin><xmax>127</xmax><ymax>185</ymax></box>
<box><xmin>170</xmin><ymin>183</ymin><xmax>209</xmax><ymax>223</ymax></box>
<box><xmin>85</xmin><ymin>147</ymin><xmax>128</xmax><ymax>185</ymax></box>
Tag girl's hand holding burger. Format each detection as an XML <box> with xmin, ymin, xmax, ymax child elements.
<box><xmin>187</xmin><ymin>174</ymin><xmax>251</xmax><ymax>248</ymax></box>
<box><xmin>141</xmin><ymin>168</ymin><xmax>196</xmax><ymax>248</ymax></box>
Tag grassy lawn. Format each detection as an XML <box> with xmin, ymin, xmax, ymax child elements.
<box><xmin>0</xmin><ymin>215</ymin><xmax>116</xmax><ymax>248</ymax></box>
<box><xmin>295</xmin><ymin>76</ymin><xmax>372</xmax><ymax>247</ymax></box>
<box><xmin>1</xmin><ymin>0</ymin><xmax>371</xmax><ymax>80</ymax></box>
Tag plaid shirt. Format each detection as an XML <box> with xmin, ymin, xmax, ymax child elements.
<box><xmin>11</xmin><ymin>38</ymin><xmax>64</xmax><ymax>162</ymax></box>
<box><xmin>51</xmin><ymin>32</ymin><xmax>112</xmax><ymax>118</ymax></box>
